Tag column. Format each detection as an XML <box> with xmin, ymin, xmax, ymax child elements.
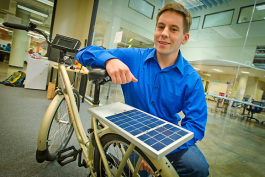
<box><xmin>235</xmin><ymin>74</ymin><xmax>248</xmax><ymax>101</ymax></box>
<box><xmin>9</xmin><ymin>8</ymin><xmax>30</xmax><ymax>67</ymax></box>
<box><xmin>245</xmin><ymin>76</ymin><xmax>259</xmax><ymax>100</ymax></box>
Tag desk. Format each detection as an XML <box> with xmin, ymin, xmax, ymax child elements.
<box><xmin>205</xmin><ymin>93</ymin><xmax>265</xmax><ymax>116</ymax></box>
<box><xmin>49</xmin><ymin>61</ymin><xmax>89</xmax><ymax>102</ymax></box>
<box><xmin>0</xmin><ymin>50</ymin><xmax>10</xmax><ymax>62</ymax></box>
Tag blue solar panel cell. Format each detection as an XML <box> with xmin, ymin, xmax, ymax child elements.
<box><xmin>152</xmin><ymin>142</ymin><xmax>165</xmax><ymax>151</ymax></box>
<box><xmin>138</xmin><ymin>134</ymin><xmax>150</xmax><ymax>141</ymax></box>
<box><xmin>161</xmin><ymin>137</ymin><xmax>174</xmax><ymax>145</ymax></box>
<box><xmin>162</xmin><ymin>130</ymin><xmax>173</xmax><ymax>136</ymax></box>
<box><xmin>177</xmin><ymin>130</ymin><xmax>188</xmax><ymax>136</ymax></box>
<box><xmin>155</xmin><ymin>133</ymin><xmax>166</xmax><ymax>141</ymax></box>
<box><xmin>145</xmin><ymin>138</ymin><xmax>157</xmax><ymax>145</ymax></box>
<box><xmin>169</xmin><ymin>133</ymin><xmax>181</xmax><ymax>140</ymax></box>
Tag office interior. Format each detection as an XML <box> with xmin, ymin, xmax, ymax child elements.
<box><xmin>0</xmin><ymin>0</ymin><xmax>265</xmax><ymax>176</ymax></box>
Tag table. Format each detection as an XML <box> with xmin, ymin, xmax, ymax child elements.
<box><xmin>0</xmin><ymin>50</ymin><xmax>10</xmax><ymax>62</ymax></box>
<box><xmin>49</xmin><ymin>61</ymin><xmax>89</xmax><ymax>102</ymax></box>
<box><xmin>205</xmin><ymin>93</ymin><xmax>265</xmax><ymax>116</ymax></box>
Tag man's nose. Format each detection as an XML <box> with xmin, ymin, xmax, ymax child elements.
<box><xmin>161</xmin><ymin>27</ymin><xmax>169</xmax><ymax>37</ymax></box>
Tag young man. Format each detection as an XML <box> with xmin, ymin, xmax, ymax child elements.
<box><xmin>77</xmin><ymin>2</ymin><xmax>209</xmax><ymax>177</ymax></box>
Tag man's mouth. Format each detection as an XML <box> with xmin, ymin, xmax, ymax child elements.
<box><xmin>159</xmin><ymin>41</ymin><xmax>170</xmax><ymax>45</ymax></box>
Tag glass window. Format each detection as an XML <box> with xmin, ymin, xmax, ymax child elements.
<box><xmin>238</xmin><ymin>3</ymin><xmax>265</xmax><ymax>23</ymax></box>
<box><xmin>90</xmin><ymin>1</ymin><xmax>265</xmax><ymax>176</ymax></box>
<box><xmin>203</xmin><ymin>9</ymin><xmax>234</xmax><ymax>28</ymax></box>
<box><xmin>128</xmin><ymin>0</ymin><xmax>155</xmax><ymax>19</ymax></box>
<box><xmin>190</xmin><ymin>16</ymin><xmax>200</xmax><ymax>30</ymax></box>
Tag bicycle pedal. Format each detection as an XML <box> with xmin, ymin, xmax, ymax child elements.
<box><xmin>57</xmin><ymin>146</ymin><xmax>81</xmax><ymax>166</ymax></box>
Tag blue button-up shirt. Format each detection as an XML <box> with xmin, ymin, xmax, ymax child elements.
<box><xmin>77</xmin><ymin>46</ymin><xmax>207</xmax><ymax>153</ymax></box>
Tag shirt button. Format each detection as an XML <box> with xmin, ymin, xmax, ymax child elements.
<box><xmin>151</xmin><ymin>101</ymin><xmax>154</xmax><ymax>104</ymax></box>
<box><xmin>155</xmin><ymin>86</ymin><xmax>158</xmax><ymax>88</ymax></box>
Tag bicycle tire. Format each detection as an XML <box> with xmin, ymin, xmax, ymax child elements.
<box><xmin>45</xmin><ymin>88</ymin><xmax>80</xmax><ymax>161</ymax></box>
<box><xmin>95</xmin><ymin>133</ymin><xmax>157</xmax><ymax>177</ymax></box>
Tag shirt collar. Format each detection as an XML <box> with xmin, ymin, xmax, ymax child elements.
<box><xmin>145</xmin><ymin>48</ymin><xmax>185</xmax><ymax>75</ymax></box>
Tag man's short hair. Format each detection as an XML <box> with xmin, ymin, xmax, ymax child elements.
<box><xmin>156</xmin><ymin>2</ymin><xmax>192</xmax><ymax>34</ymax></box>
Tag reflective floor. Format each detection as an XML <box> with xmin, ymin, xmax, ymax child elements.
<box><xmin>1</xmin><ymin>61</ymin><xmax>265</xmax><ymax>177</ymax></box>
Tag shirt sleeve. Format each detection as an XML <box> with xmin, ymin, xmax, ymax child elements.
<box><xmin>76</xmin><ymin>45</ymin><xmax>137</xmax><ymax>68</ymax></box>
<box><xmin>176</xmin><ymin>76</ymin><xmax>207</xmax><ymax>151</ymax></box>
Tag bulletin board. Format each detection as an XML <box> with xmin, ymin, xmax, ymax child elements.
<box><xmin>208</xmin><ymin>82</ymin><xmax>227</xmax><ymax>95</ymax></box>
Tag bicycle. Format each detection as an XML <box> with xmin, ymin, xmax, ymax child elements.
<box><xmin>3</xmin><ymin>22</ymin><xmax>193</xmax><ymax>177</ymax></box>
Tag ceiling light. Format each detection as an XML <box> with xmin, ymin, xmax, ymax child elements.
<box><xmin>193</xmin><ymin>67</ymin><xmax>200</xmax><ymax>70</ymax></box>
<box><xmin>30</xmin><ymin>19</ymin><xmax>43</xmax><ymax>24</ymax></box>
<box><xmin>204</xmin><ymin>74</ymin><xmax>211</xmax><ymax>76</ymax></box>
<box><xmin>256</xmin><ymin>4</ymin><xmax>265</xmax><ymax>10</ymax></box>
<box><xmin>17</xmin><ymin>5</ymin><xmax>48</xmax><ymax>18</ymax></box>
<box><xmin>36</xmin><ymin>0</ymin><xmax>54</xmax><ymax>7</ymax></box>
<box><xmin>212</xmin><ymin>69</ymin><xmax>223</xmax><ymax>72</ymax></box>
<box><xmin>241</xmin><ymin>71</ymin><xmax>250</xmax><ymax>74</ymax></box>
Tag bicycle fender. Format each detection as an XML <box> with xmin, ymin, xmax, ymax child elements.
<box><xmin>37</xmin><ymin>94</ymin><xmax>65</xmax><ymax>151</ymax></box>
<box><xmin>145</xmin><ymin>154</ymin><xmax>179</xmax><ymax>177</ymax></box>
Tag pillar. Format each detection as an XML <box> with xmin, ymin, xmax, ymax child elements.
<box><xmin>9</xmin><ymin>8</ymin><xmax>30</xmax><ymax>67</ymax></box>
<box><xmin>52</xmin><ymin>0</ymin><xmax>94</xmax><ymax>48</ymax></box>
<box><xmin>235</xmin><ymin>74</ymin><xmax>248</xmax><ymax>101</ymax></box>
<box><xmin>245</xmin><ymin>76</ymin><xmax>259</xmax><ymax>100</ymax></box>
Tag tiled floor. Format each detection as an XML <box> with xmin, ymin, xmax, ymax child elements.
<box><xmin>1</xmin><ymin>61</ymin><xmax>265</xmax><ymax>177</ymax></box>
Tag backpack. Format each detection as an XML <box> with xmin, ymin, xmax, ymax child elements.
<box><xmin>0</xmin><ymin>71</ymin><xmax>26</xmax><ymax>87</ymax></box>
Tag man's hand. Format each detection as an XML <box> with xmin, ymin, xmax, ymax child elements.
<box><xmin>140</xmin><ymin>160</ymin><xmax>153</xmax><ymax>175</ymax></box>
<box><xmin>105</xmin><ymin>59</ymin><xmax>138</xmax><ymax>84</ymax></box>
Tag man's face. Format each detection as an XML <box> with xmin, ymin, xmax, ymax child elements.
<box><xmin>154</xmin><ymin>10</ymin><xmax>189</xmax><ymax>59</ymax></box>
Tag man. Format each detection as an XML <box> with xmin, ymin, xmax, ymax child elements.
<box><xmin>77</xmin><ymin>2</ymin><xmax>209</xmax><ymax>177</ymax></box>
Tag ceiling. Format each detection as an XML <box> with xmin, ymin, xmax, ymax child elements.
<box><xmin>190</xmin><ymin>59</ymin><xmax>265</xmax><ymax>82</ymax></box>
<box><xmin>0</xmin><ymin>0</ymin><xmax>54</xmax><ymax>31</ymax></box>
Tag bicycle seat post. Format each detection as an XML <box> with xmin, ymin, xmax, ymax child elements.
<box><xmin>93</xmin><ymin>81</ymin><xmax>100</xmax><ymax>106</ymax></box>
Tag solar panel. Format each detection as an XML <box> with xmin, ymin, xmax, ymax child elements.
<box><xmin>88</xmin><ymin>102</ymin><xmax>194</xmax><ymax>160</ymax></box>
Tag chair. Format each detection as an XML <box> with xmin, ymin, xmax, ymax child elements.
<box><xmin>246</xmin><ymin>101</ymin><xmax>263</xmax><ymax>123</ymax></box>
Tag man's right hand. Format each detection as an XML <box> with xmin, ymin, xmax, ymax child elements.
<box><xmin>105</xmin><ymin>58</ymin><xmax>138</xmax><ymax>84</ymax></box>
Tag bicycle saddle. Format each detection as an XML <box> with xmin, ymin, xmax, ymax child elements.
<box><xmin>88</xmin><ymin>68</ymin><xmax>109</xmax><ymax>81</ymax></box>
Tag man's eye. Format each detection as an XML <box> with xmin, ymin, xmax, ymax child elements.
<box><xmin>157</xmin><ymin>26</ymin><xmax>164</xmax><ymax>29</ymax></box>
<box><xmin>172</xmin><ymin>28</ymin><xmax>178</xmax><ymax>32</ymax></box>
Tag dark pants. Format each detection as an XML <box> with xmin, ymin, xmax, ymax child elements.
<box><xmin>139</xmin><ymin>144</ymin><xmax>209</xmax><ymax>177</ymax></box>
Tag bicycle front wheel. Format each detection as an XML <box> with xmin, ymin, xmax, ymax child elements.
<box><xmin>96</xmin><ymin>134</ymin><xmax>157</xmax><ymax>177</ymax></box>
<box><xmin>46</xmin><ymin>88</ymin><xmax>80</xmax><ymax>160</ymax></box>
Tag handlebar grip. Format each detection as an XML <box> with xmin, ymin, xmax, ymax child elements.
<box><xmin>3</xmin><ymin>22</ymin><xmax>29</xmax><ymax>31</ymax></box>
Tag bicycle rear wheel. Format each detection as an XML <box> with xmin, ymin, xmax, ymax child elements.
<box><xmin>46</xmin><ymin>88</ymin><xmax>80</xmax><ymax>160</ymax></box>
<box><xmin>96</xmin><ymin>134</ymin><xmax>157</xmax><ymax>177</ymax></box>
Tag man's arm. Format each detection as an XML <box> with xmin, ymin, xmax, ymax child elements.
<box><xmin>76</xmin><ymin>45</ymin><xmax>138</xmax><ymax>84</ymax></box>
<box><xmin>178</xmin><ymin>77</ymin><xmax>207</xmax><ymax>150</ymax></box>
<box><xmin>105</xmin><ymin>59</ymin><xmax>138</xmax><ymax>84</ymax></box>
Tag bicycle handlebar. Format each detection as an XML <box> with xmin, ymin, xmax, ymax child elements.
<box><xmin>3</xmin><ymin>22</ymin><xmax>78</xmax><ymax>53</ymax></box>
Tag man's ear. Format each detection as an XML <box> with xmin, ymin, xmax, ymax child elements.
<box><xmin>181</xmin><ymin>33</ymin><xmax>189</xmax><ymax>45</ymax></box>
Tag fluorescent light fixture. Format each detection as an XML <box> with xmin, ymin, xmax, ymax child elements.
<box><xmin>212</xmin><ymin>69</ymin><xmax>223</xmax><ymax>72</ymax></box>
<box><xmin>241</xmin><ymin>71</ymin><xmax>250</xmax><ymax>74</ymax></box>
<box><xmin>204</xmin><ymin>74</ymin><xmax>211</xmax><ymax>76</ymax></box>
<box><xmin>17</xmin><ymin>5</ymin><xmax>48</xmax><ymax>18</ymax></box>
<box><xmin>36</xmin><ymin>0</ymin><xmax>54</xmax><ymax>7</ymax></box>
<box><xmin>30</xmin><ymin>19</ymin><xmax>43</xmax><ymax>24</ymax></box>
<box><xmin>256</xmin><ymin>4</ymin><xmax>265</xmax><ymax>10</ymax></box>
<box><xmin>193</xmin><ymin>67</ymin><xmax>200</xmax><ymax>70</ymax></box>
